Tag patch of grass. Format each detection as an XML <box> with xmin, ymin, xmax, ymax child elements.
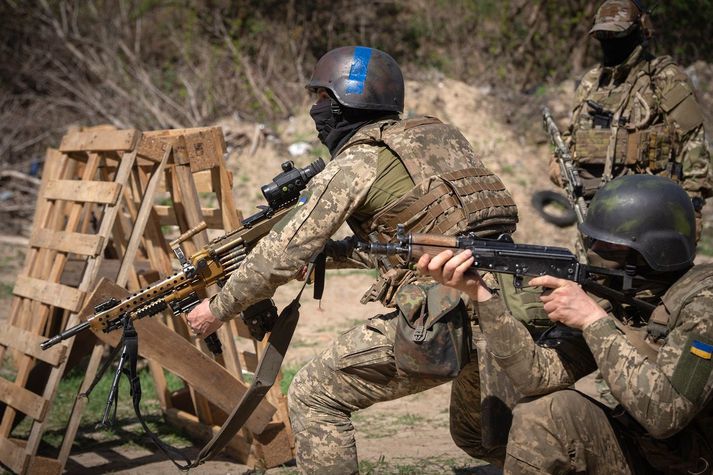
<box><xmin>394</xmin><ymin>413</ymin><xmax>424</xmax><ymax>426</ymax></box>
<box><xmin>11</xmin><ymin>362</ymin><xmax>191</xmax><ymax>451</ymax></box>
<box><xmin>0</xmin><ymin>282</ymin><xmax>13</xmax><ymax>297</ymax></box>
<box><xmin>280</xmin><ymin>364</ymin><xmax>303</xmax><ymax>395</ymax></box>
<box><xmin>359</xmin><ymin>455</ymin><xmax>483</xmax><ymax>474</ymax></box>
<box><xmin>500</xmin><ymin>164</ymin><xmax>514</xmax><ymax>175</ymax></box>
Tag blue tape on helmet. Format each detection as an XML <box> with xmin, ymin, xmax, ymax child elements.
<box><xmin>344</xmin><ymin>46</ymin><xmax>372</xmax><ymax>95</ymax></box>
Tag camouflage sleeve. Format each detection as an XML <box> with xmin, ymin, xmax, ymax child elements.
<box><xmin>209</xmin><ymin>146</ymin><xmax>378</xmax><ymax>321</ymax></box>
<box><xmin>477</xmin><ymin>294</ymin><xmax>576</xmax><ymax>396</ymax></box>
<box><xmin>656</xmin><ymin>64</ymin><xmax>713</xmax><ymax>199</ymax></box>
<box><xmin>583</xmin><ymin>293</ymin><xmax>713</xmax><ymax>438</ymax></box>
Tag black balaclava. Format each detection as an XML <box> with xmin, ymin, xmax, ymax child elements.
<box><xmin>310</xmin><ymin>99</ymin><xmax>397</xmax><ymax>156</ymax></box>
<box><xmin>598</xmin><ymin>28</ymin><xmax>643</xmax><ymax>67</ymax></box>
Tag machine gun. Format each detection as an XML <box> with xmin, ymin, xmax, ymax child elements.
<box><xmin>41</xmin><ymin>158</ymin><xmax>325</xmax><ymax>353</ymax></box>
<box><xmin>542</xmin><ymin>106</ymin><xmax>588</xmax><ymax>225</ymax></box>
<box><xmin>357</xmin><ymin>226</ymin><xmax>657</xmax><ymax>316</ymax></box>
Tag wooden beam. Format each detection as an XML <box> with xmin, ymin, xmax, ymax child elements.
<box><xmin>0</xmin><ymin>326</ymin><xmax>67</xmax><ymax>366</ymax></box>
<box><xmin>30</xmin><ymin>229</ymin><xmax>104</xmax><ymax>256</ymax></box>
<box><xmin>59</xmin><ymin>129</ymin><xmax>138</xmax><ymax>152</ymax></box>
<box><xmin>0</xmin><ymin>438</ymin><xmax>29</xmax><ymax>474</ymax></box>
<box><xmin>44</xmin><ymin>180</ymin><xmax>121</xmax><ymax>205</ymax></box>
<box><xmin>12</xmin><ymin>276</ymin><xmax>85</xmax><ymax>313</ymax></box>
<box><xmin>153</xmin><ymin>205</ymin><xmax>224</xmax><ymax>228</ymax></box>
<box><xmin>0</xmin><ymin>379</ymin><xmax>49</xmax><ymax>421</ymax></box>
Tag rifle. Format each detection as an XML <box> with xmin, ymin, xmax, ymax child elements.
<box><xmin>357</xmin><ymin>226</ymin><xmax>657</xmax><ymax>316</ymax></box>
<box><xmin>542</xmin><ymin>106</ymin><xmax>588</xmax><ymax>225</ymax></box>
<box><xmin>41</xmin><ymin>158</ymin><xmax>325</xmax><ymax>352</ymax></box>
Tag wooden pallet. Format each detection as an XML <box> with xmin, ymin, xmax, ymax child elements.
<box><xmin>0</xmin><ymin>127</ymin><xmax>141</xmax><ymax>474</ymax></box>
<box><xmin>60</xmin><ymin>127</ymin><xmax>292</xmax><ymax>471</ymax></box>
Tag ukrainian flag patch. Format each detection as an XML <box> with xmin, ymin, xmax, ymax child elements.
<box><xmin>690</xmin><ymin>340</ymin><xmax>713</xmax><ymax>360</ymax></box>
<box><xmin>297</xmin><ymin>192</ymin><xmax>311</xmax><ymax>207</ymax></box>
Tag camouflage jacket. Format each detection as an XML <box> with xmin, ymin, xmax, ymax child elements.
<box><xmin>210</xmin><ymin>117</ymin><xmax>516</xmax><ymax>319</ymax></box>
<box><xmin>562</xmin><ymin>46</ymin><xmax>712</xmax><ymax>201</ymax></box>
<box><xmin>476</xmin><ymin>266</ymin><xmax>713</xmax><ymax>443</ymax></box>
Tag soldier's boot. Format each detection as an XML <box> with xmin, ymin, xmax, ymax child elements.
<box><xmin>504</xmin><ymin>390</ymin><xmax>632</xmax><ymax>474</ymax></box>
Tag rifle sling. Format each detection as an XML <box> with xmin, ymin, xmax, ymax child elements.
<box><xmin>123</xmin><ymin>275</ymin><xmax>309</xmax><ymax>470</ymax></box>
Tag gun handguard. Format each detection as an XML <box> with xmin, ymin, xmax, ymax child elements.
<box><xmin>542</xmin><ymin>107</ymin><xmax>588</xmax><ymax>224</ymax></box>
<box><xmin>358</xmin><ymin>226</ymin><xmax>656</xmax><ymax>316</ymax></box>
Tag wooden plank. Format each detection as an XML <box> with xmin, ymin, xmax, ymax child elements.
<box><xmin>0</xmin><ymin>437</ymin><xmax>29</xmax><ymax>474</ymax></box>
<box><xmin>83</xmin><ymin>279</ymin><xmax>276</xmax><ymax>434</ymax></box>
<box><xmin>30</xmin><ymin>229</ymin><xmax>103</xmax><ymax>256</ymax></box>
<box><xmin>154</xmin><ymin>205</ymin><xmax>224</xmax><ymax>228</ymax></box>
<box><xmin>59</xmin><ymin>129</ymin><xmax>138</xmax><ymax>152</ymax></box>
<box><xmin>26</xmin><ymin>454</ymin><xmax>62</xmax><ymax>475</ymax></box>
<box><xmin>44</xmin><ymin>180</ymin><xmax>121</xmax><ymax>205</ymax></box>
<box><xmin>0</xmin><ymin>379</ymin><xmax>48</xmax><ymax>421</ymax></box>
<box><xmin>136</xmin><ymin>134</ymin><xmax>170</xmax><ymax>162</ymax></box>
<box><xmin>0</xmin><ymin>326</ymin><xmax>67</xmax><ymax>366</ymax></box>
<box><xmin>115</xmin><ymin>144</ymin><xmax>171</xmax><ymax>287</ymax></box>
<box><xmin>12</xmin><ymin>276</ymin><xmax>85</xmax><ymax>313</ymax></box>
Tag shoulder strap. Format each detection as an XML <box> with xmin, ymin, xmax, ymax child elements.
<box><xmin>647</xmin><ymin>264</ymin><xmax>713</xmax><ymax>340</ymax></box>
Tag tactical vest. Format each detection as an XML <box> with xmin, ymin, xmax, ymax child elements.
<box><xmin>339</xmin><ymin>116</ymin><xmax>519</xmax><ymax>306</ymax></box>
<box><xmin>571</xmin><ymin>54</ymin><xmax>689</xmax><ymax>198</ymax></box>
<box><xmin>342</xmin><ymin>116</ymin><xmax>518</xmax><ymax>242</ymax></box>
<box><xmin>647</xmin><ymin>264</ymin><xmax>713</xmax><ymax>340</ymax></box>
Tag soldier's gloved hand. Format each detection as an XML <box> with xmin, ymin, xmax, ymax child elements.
<box><xmin>548</xmin><ymin>156</ymin><xmax>563</xmax><ymax>187</ymax></box>
<box><xmin>529</xmin><ymin>275</ymin><xmax>607</xmax><ymax>330</ymax></box>
<box><xmin>416</xmin><ymin>249</ymin><xmax>493</xmax><ymax>302</ymax></box>
<box><xmin>186</xmin><ymin>298</ymin><xmax>223</xmax><ymax>336</ymax></box>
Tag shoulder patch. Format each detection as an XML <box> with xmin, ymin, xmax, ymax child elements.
<box><xmin>671</xmin><ymin>334</ymin><xmax>713</xmax><ymax>403</ymax></box>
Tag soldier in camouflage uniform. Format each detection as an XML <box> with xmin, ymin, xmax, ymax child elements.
<box><xmin>550</xmin><ymin>0</ymin><xmax>712</xmax><ymax>234</ymax></box>
<box><xmin>421</xmin><ymin>175</ymin><xmax>713</xmax><ymax>474</ymax></box>
<box><xmin>187</xmin><ymin>46</ymin><xmax>521</xmax><ymax>472</ymax></box>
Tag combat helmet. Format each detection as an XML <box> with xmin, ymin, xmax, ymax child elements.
<box><xmin>579</xmin><ymin>175</ymin><xmax>696</xmax><ymax>272</ymax></box>
<box><xmin>306</xmin><ymin>46</ymin><xmax>404</xmax><ymax>113</ymax></box>
<box><xmin>590</xmin><ymin>0</ymin><xmax>652</xmax><ymax>39</ymax></box>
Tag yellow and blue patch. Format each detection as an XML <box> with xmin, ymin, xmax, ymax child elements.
<box><xmin>690</xmin><ymin>340</ymin><xmax>713</xmax><ymax>360</ymax></box>
<box><xmin>297</xmin><ymin>194</ymin><xmax>310</xmax><ymax>206</ymax></box>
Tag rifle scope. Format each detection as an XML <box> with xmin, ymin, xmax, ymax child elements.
<box><xmin>261</xmin><ymin>158</ymin><xmax>325</xmax><ymax>210</ymax></box>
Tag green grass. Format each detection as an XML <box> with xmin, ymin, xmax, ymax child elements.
<box><xmin>279</xmin><ymin>364</ymin><xmax>301</xmax><ymax>395</ymax></box>
<box><xmin>10</xmin><ymin>362</ymin><xmax>191</xmax><ymax>454</ymax></box>
<box><xmin>359</xmin><ymin>454</ymin><xmax>479</xmax><ymax>474</ymax></box>
<box><xmin>0</xmin><ymin>282</ymin><xmax>13</xmax><ymax>297</ymax></box>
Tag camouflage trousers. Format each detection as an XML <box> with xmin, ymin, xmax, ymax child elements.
<box><xmin>505</xmin><ymin>390</ymin><xmax>631</xmax><ymax>475</ymax></box>
<box><xmin>288</xmin><ymin>311</ymin><xmax>507</xmax><ymax>474</ymax></box>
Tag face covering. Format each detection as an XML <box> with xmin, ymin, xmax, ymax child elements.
<box><xmin>310</xmin><ymin>100</ymin><xmax>396</xmax><ymax>156</ymax></box>
<box><xmin>599</xmin><ymin>30</ymin><xmax>642</xmax><ymax>67</ymax></box>
<box><xmin>309</xmin><ymin>101</ymin><xmax>337</xmax><ymax>146</ymax></box>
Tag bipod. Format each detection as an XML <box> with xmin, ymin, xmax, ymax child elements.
<box><xmin>79</xmin><ymin>315</ymin><xmax>139</xmax><ymax>429</ymax></box>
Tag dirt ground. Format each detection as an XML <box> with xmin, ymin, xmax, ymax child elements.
<box><xmin>2</xmin><ymin>72</ymin><xmax>712</xmax><ymax>473</ymax></box>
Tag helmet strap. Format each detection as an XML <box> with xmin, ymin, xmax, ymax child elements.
<box><xmin>330</xmin><ymin>100</ymin><xmax>343</xmax><ymax>121</ymax></box>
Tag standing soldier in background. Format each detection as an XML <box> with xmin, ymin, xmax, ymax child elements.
<box><xmin>550</xmin><ymin>0</ymin><xmax>712</xmax><ymax>235</ymax></box>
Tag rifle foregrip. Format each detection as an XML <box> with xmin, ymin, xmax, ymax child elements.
<box><xmin>40</xmin><ymin>321</ymin><xmax>91</xmax><ymax>350</ymax></box>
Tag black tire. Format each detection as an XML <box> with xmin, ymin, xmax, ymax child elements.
<box><xmin>531</xmin><ymin>190</ymin><xmax>578</xmax><ymax>228</ymax></box>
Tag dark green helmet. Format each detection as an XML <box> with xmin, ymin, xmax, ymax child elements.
<box><xmin>306</xmin><ymin>46</ymin><xmax>404</xmax><ymax>113</ymax></box>
<box><xmin>579</xmin><ymin>175</ymin><xmax>696</xmax><ymax>272</ymax></box>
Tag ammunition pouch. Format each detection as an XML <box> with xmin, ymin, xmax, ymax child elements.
<box><xmin>393</xmin><ymin>283</ymin><xmax>470</xmax><ymax>378</ymax></box>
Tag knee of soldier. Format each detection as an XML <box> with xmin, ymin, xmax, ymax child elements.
<box><xmin>509</xmin><ymin>391</ymin><xmax>580</xmax><ymax>444</ymax></box>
